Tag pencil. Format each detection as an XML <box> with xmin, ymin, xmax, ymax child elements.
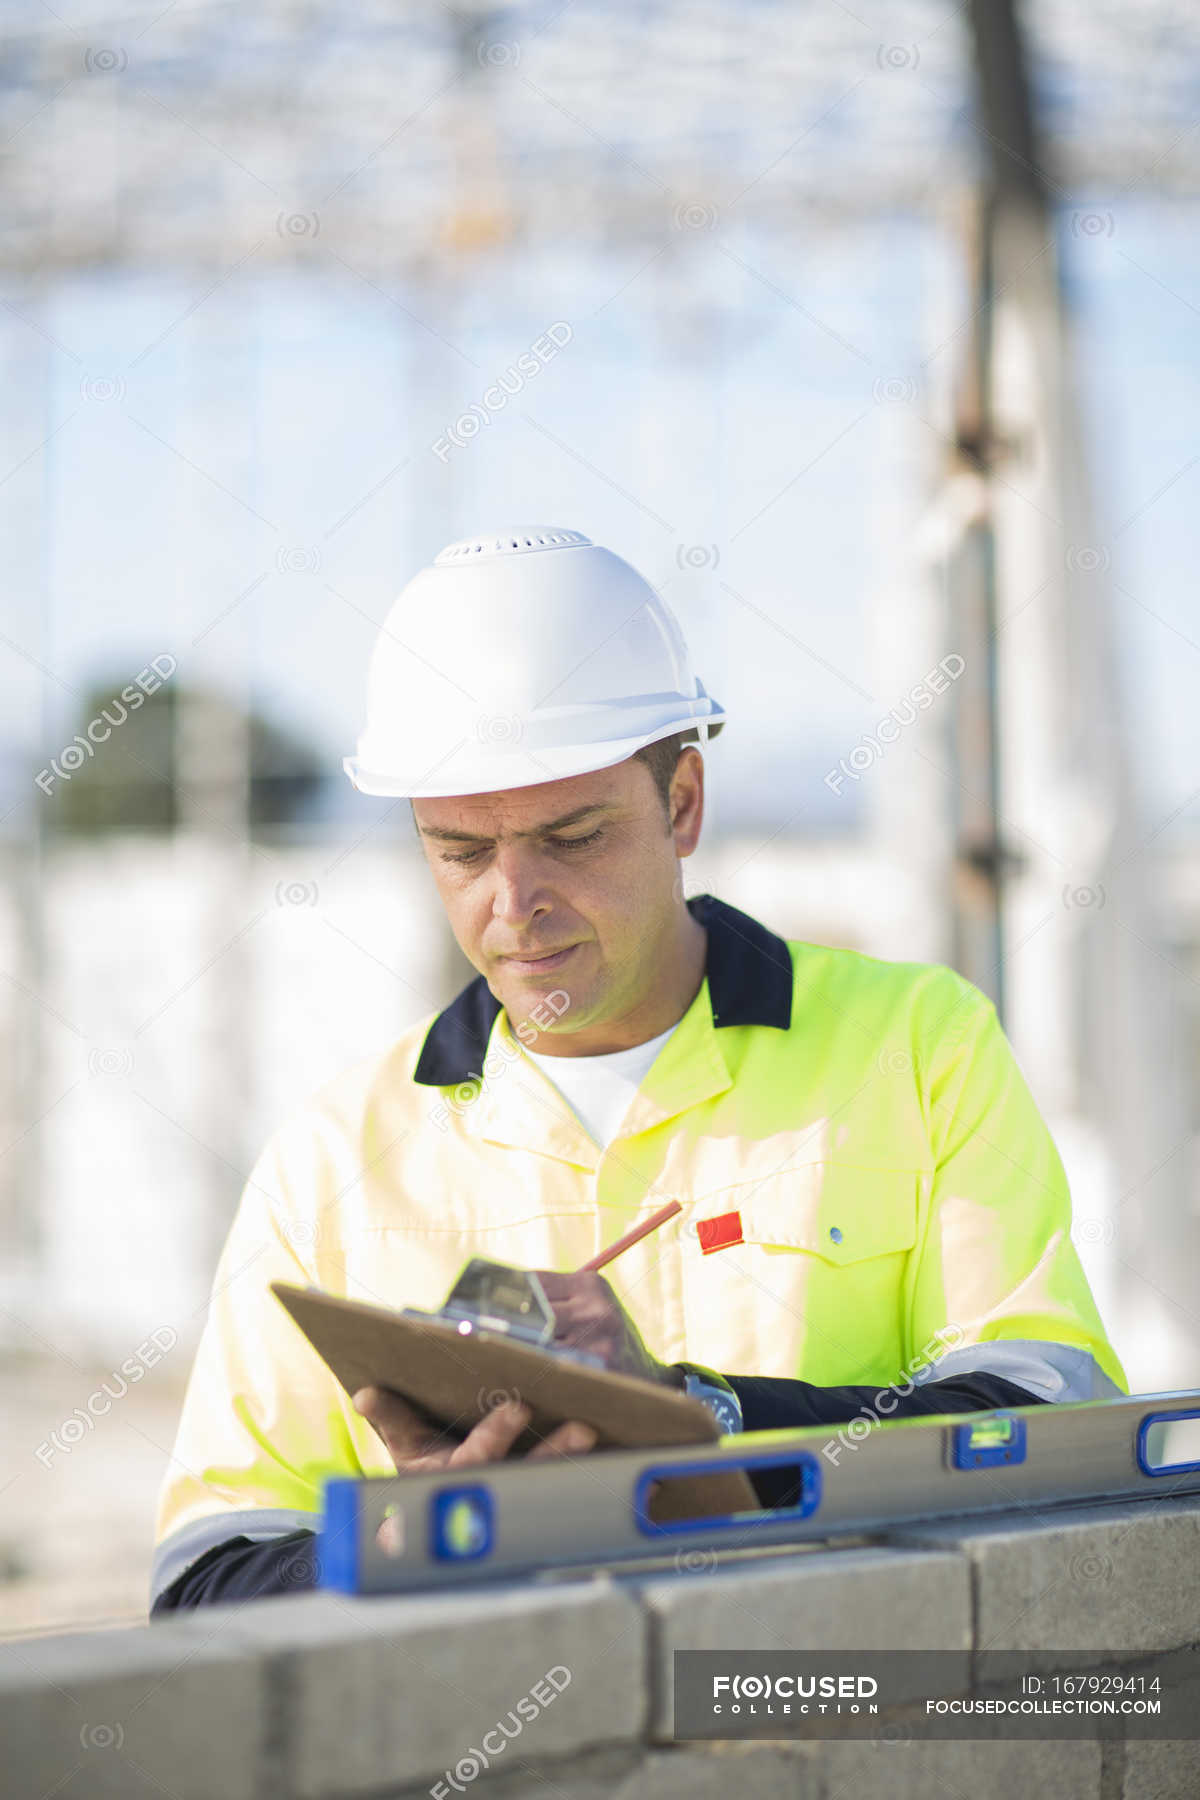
<box><xmin>577</xmin><ymin>1199</ymin><xmax>683</xmax><ymax>1273</ymax></box>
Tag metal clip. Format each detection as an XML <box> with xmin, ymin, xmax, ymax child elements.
<box><xmin>436</xmin><ymin>1258</ymin><xmax>557</xmax><ymax>1347</ymax></box>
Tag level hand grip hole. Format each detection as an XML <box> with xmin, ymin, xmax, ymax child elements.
<box><xmin>635</xmin><ymin>1451</ymin><xmax>821</xmax><ymax>1536</ymax></box>
<box><xmin>1138</xmin><ymin>1410</ymin><xmax>1200</xmax><ymax>1475</ymax></box>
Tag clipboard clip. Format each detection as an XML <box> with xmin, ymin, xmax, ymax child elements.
<box><xmin>409</xmin><ymin>1258</ymin><xmax>558</xmax><ymax>1349</ymax></box>
<box><xmin>400</xmin><ymin>1257</ymin><xmax>606</xmax><ymax>1368</ymax></box>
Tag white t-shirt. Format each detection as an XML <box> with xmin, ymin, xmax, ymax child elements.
<box><xmin>523</xmin><ymin>1020</ymin><xmax>679</xmax><ymax>1148</ymax></box>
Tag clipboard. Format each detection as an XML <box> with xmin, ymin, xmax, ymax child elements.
<box><xmin>270</xmin><ymin>1278</ymin><xmax>762</xmax><ymax>1522</ymax></box>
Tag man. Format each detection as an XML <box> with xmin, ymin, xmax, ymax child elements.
<box><xmin>150</xmin><ymin>526</ymin><xmax>1126</xmax><ymax>1613</ymax></box>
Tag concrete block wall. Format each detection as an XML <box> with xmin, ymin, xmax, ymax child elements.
<box><xmin>2</xmin><ymin>1496</ymin><xmax>1199</xmax><ymax>1800</ymax></box>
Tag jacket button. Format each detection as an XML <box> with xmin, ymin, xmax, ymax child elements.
<box><xmin>829</xmin><ymin>1226</ymin><xmax>843</xmax><ymax>1244</ymax></box>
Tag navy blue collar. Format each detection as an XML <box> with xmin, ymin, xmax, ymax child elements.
<box><xmin>412</xmin><ymin>892</ymin><xmax>793</xmax><ymax>1087</ymax></box>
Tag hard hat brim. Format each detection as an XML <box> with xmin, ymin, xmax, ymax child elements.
<box><xmin>343</xmin><ymin>706</ymin><xmax>726</xmax><ymax>800</ymax></box>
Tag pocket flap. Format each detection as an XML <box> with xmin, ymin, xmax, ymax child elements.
<box><xmin>696</xmin><ymin>1163</ymin><xmax>921</xmax><ymax>1264</ymax></box>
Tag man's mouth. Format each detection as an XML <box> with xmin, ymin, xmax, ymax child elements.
<box><xmin>500</xmin><ymin>945</ymin><xmax>578</xmax><ymax>973</ymax></box>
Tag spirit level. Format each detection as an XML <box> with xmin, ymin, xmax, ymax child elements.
<box><xmin>318</xmin><ymin>1387</ymin><xmax>1200</xmax><ymax>1595</ymax></box>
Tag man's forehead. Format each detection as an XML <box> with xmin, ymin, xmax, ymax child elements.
<box><xmin>413</xmin><ymin>760</ymin><xmax>642</xmax><ymax>838</ymax></box>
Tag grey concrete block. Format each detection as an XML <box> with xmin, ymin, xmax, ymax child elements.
<box><xmin>213</xmin><ymin>1577</ymin><xmax>647</xmax><ymax>1798</ymax></box>
<box><xmin>818</xmin><ymin>1737</ymin><xmax>1101</xmax><ymax>1800</ymax></box>
<box><xmin>631</xmin><ymin>1542</ymin><xmax>971</xmax><ymax>1739</ymax></box>
<box><xmin>889</xmin><ymin>1495</ymin><xmax>1200</xmax><ymax>1665</ymax></box>
<box><xmin>0</xmin><ymin>1618</ymin><xmax>264</xmax><ymax>1800</ymax></box>
<box><xmin>387</xmin><ymin>1741</ymin><xmax>821</xmax><ymax>1800</ymax></box>
<box><xmin>1120</xmin><ymin>1738</ymin><xmax>1200</xmax><ymax>1800</ymax></box>
<box><xmin>618</xmin><ymin>1743</ymin><xmax>821</xmax><ymax>1800</ymax></box>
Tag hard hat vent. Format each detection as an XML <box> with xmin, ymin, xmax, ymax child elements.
<box><xmin>434</xmin><ymin>527</ymin><xmax>592</xmax><ymax>565</ymax></box>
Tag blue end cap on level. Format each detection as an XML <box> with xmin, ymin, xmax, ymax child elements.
<box><xmin>318</xmin><ymin>1477</ymin><xmax>363</xmax><ymax>1592</ymax></box>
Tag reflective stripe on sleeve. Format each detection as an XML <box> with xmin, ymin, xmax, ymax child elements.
<box><xmin>909</xmin><ymin>1340</ymin><xmax>1123</xmax><ymax>1404</ymax></box>
<box><xmin>149</xmin><ymin>1507</ymin><xmax>323</xmax><ymax>1607</ymax></box>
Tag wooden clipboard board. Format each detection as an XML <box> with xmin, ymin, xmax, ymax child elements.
<box><xmin>271</xmin><ymin>1281</ymin><xmax>760</xmax><ymax>1523</ymax></box>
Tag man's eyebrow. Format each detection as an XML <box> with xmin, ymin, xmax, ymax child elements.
<box><xmin>417</xmin><ymin>802</ymin><xmax>618</xmax><ymax>844</ymax></box>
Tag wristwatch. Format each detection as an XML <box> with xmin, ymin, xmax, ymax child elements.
<box><xmin>672</xmin><ymin>1361</ymin><xmax>743</xmax><ymax>1434</ymax></box>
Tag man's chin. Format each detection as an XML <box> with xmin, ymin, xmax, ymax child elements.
<box><xmin>492</xmin><ymin>964</ymin><xmax>597</xmax><ymax>1037</ymax></box>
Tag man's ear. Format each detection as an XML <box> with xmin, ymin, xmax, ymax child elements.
<box><xmin>670</xmin><ymin>746</ymin><xmax>704</xmax><ymax>855</ymax></box>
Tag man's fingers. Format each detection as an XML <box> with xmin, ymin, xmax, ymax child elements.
<box><xmin>355</xmin><ymin>1386</ymin><xmax>598</xmax><ymax>1473</ymax></box>
<box><xmin>447</xmin><ymin>1397</ymin><xmax>532</xmax><ymax>1466</ymax></box>
<box><xmin>532</xmin><ymin>1269</ymin><xmax>589</xmax><ymax>1302</ymax></box>
<box><xmin>527</xmin><ymin>1418</ymin><xmax>598</xmax><ymax>1460</ymax></box>
<box><xmin>448</xmin><ymin>1401</ymin><xmax>596</xmax><ymax>1463</ymax></box>
<box><xmin>545</xmin><ymin>1299</ymin><xmax>612</xmax><ymax>1343</ymax></box>
<box><xmin>376</xmin><ymin>1511</ymin><xmax>406</xmax><ymax>1555</ymax></box>
<box><xmin>545</xmin><ymin>1295</ymin><xmax>603</xmax><ymax>1326</ymax></box>
<box><xmin>353</xmin><ymin>1385</ymin><xmax>449</xmax><ymax>1465</ymax></box>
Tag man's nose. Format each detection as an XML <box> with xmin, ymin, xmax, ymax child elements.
<box><xmin>489</xmin><ymin>846</ymin><xmax>552</xmax><ymax>926</ymax></box>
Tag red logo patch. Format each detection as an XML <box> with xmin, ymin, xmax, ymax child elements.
<box><xmin>697</xmin><ymin>1209</ymin><xmax>744</xmax><ymax>1254</ymax></box>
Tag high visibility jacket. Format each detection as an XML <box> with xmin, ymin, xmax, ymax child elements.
<box><xmin>150</xmin><ymin>894</ymin><xmax>1126</xmax><ymax>1605</ymax></box>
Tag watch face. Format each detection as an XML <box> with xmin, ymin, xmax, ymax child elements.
<box><xmin>686</xmin><ymin>1373</ymin><xmax>742</xmax><ymax>1433</ymax></box>
<box><xmin>711</xmin><ymin>1393</ymin><xmax>742</xmax><ymax>1434</ymax></box>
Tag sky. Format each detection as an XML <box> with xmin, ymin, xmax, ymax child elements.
<box><xmin>0</xmin><ymin>196</ymin><xmax>1196</xmax><ymax>849</ymax></box>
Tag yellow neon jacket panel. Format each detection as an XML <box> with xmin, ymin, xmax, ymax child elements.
<box><xmin>152</xmin><ymin>895</ymin><xmax>1127</xmax><ymax>1586</ymax></box>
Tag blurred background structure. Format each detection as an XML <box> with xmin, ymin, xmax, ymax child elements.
<box><xmin>1</xmin><ymin>0</ymin><xmax>1198</xmax><ymax>1637</ymax></box>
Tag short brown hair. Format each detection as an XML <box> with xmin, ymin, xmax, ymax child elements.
<box><xmin>631</xmin><ymin>728</ymin><xmax>702</xmax><ymax>818</ymax></box>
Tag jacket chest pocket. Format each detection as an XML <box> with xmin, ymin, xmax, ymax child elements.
<box><xmin>736</xmin><ymin>1160</ymin><xmax>920</xmax><ymax>1263</ymax></box>
<box><xmin>680</xmin><ymin>1163</ymin><xmax>923</xmax><ymax>1383</ymax></box>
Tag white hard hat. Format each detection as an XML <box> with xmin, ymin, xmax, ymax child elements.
<box><xmin>343</xmin><ymin>526</ymin><xmax>726</xmax><ymax>799</ymax></box>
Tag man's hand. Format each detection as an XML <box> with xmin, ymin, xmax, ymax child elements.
<box><xmin>531</xmin><ymin>1269</ymin><xmax>683</xmax><ymax>1386</ymax></box>
<box><xmin>353</xmin><ymin>1388</ymin><xmax>598</xmax><ymax>1554</ymax></box>
<box><xmin>352</xmin><ymin>1387</ymin><xmax>597</xmax><ymax>1474</ymax></box>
